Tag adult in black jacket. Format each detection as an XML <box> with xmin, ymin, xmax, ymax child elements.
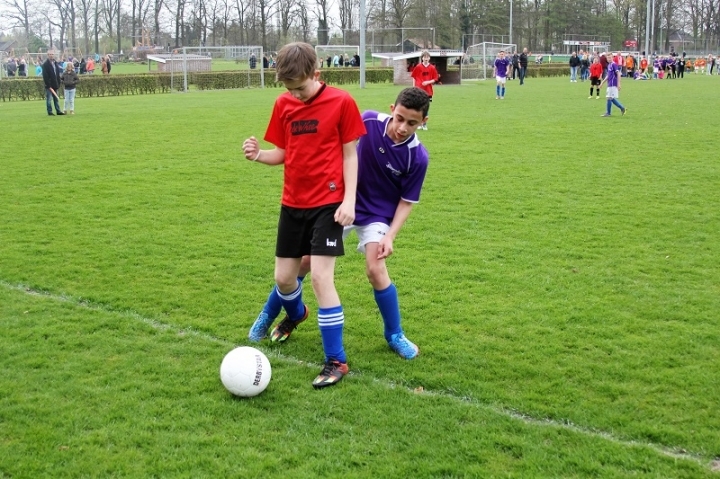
<box><xmin>569</xmin><ymin>52</ymin><xmax>581</xmax><ymax>82</ymax></box>
<box><xmin>511</xmin><ymin>53</ymin><xmax>519</xmax><ymax>79</ymax></box>
<box><xmin>42</xmin><ymin>51</ymin><xmax>64</xmax><ymax>116</ymax></box>
<box><xmin>518</xmin><ymin>48</ymin><xmax>529</xmax><ymax>85</ymax></box>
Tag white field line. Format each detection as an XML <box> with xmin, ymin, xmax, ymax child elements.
<box><xmin>2</xmin><ymin>280</ymin><xmax>714</xmax><ymax>470</ymax></box>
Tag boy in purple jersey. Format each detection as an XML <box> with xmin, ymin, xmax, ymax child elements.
<box><xmin>599</xmin><ymin>56</ymin><xmax>626</xmax><ymax>117</ymax></box>
<box><xmin>249</xmin><ymin>87</ymin><xmax>431</xmax><ymax>361</ymax></box>
<box><xmin>494</xmin><ymin>51</ymin><xmax>511</xmax><ymax>99</ymax></box>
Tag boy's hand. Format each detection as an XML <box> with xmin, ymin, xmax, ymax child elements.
<box><xmin>377</xmin><ymin>236</ymin><xmax>394</xmax><ymax>259</ymax></box>
<box><xmin>334</xmin><ymin>202</ymin><xmax>355</xmax><ymax>226</ymax></box>
<box><xmin>242</xmin><ymin>136</ymin><xmax>260</xmax><ymax>161</ymax></box>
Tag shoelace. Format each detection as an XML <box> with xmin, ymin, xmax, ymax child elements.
<box><xmin>319</xmin><ymin>361</ymin><xmax>339</xmax><ymax>375</ymax></box>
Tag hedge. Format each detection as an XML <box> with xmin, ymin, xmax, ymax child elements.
<box><xmin>0</xmin><ymin>68</ymin><xmax>395</xmax><ymax>102</ymax></box>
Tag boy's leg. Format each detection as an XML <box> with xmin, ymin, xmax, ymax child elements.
<box><xmin>310</xmin><ymin>254</ymin><xmax>349</xmax><ymax>388</ymax></box>
<box><xmin>268</xmin><ymin>256</ymin><xmax>309</xmax><ymax>342</ymax></box>
<box><xmin>612</xmin><ymin>98</ymin><xmax>626</xmax><ymax>114</ymax></box>
<box><xmin>249</xmin><ymin>257</ymin><xmax>310</xmax><ymax>342</ymax></box>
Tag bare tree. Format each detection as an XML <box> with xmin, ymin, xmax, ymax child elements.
<box><xmin>256</xmin><ymin>0</ymin><xmax>280</xmax><ymax>50</ymax></box>
<box><xmin>77</xmin><ymin>0</ymin><xmax>93</xmax><ymax>54</ymax></box>
<box><xmin>277</xmin><ymin>0</ymin><xmax>298</xmax><ymax>41</ymax></box>
<box><xmin>45</xmin><ymin>0</ymin><xmax>72</xmax><ymax>52</ymax></box>
<box><xmin>297</xmin><ymin>0</ymin><xmax>310</xmax><ymax>41</ymax></box>
<box><xmin>390</xmin><ymin>0</ymin><xmax>413</xmax><ymax>28</ymax></box>
<box><xmin>1</xmin><ymin>0</ymin><xmax>35</xmax><ymax>40</ymax></box>
<box><xmin>312</xmin><ymin>0</ymin><xmax>331</xmax><ymax>45</ymax></box>
<box><xmin>153</xmin><ymin>0</ymin><xmax>164</xmax><ymax>45</ymax></box>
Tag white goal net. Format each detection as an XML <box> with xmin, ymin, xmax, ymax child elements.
<box><xmin>462</xmin><ymin>42</ymin><xmax>517</xmax><ymax>81</ymax></box>
<box><xmin>169</xmin><ymin>46</ymin><xmax>265</xmax><ymax>93</ymax></box>
<box><xmin>314</xmin><ymin>45</ymin><xmax>361</xmax><ymax>68</ymax></box>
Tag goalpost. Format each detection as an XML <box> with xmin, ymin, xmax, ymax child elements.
<box><xmin>172</xmin><ymin>46</ymin><xmax>265</xmax><ymax>93</ymax></box>
<box><xmin>462</xmin><ymin>42</ymin><xmax>517</xmax><ymax>81</ymax></box>
<box><xmin>314</xmin><ymin>45</ymin><xmax>361</xmax><ymax>67</ymax></box>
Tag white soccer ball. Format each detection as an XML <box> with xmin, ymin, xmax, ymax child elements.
<box><xmin>220</xmin><ymin>346</ymin><xmax>272</xmax><ymax>397</ymax></box>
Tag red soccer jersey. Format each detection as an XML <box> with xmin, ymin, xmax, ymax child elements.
<box><xmin>589</xmin><ymin>62</ymin><xmax>603</xmax><ymax>78</ymax></box>
<box><xmin>411</xmin><ymin>62</ymin><xmax>439</xmax><ymax>97</ymax></box>
<box><xmin>264</xmin><ymin>83</ymin><xmax>366</xmax><ymax>209</ymax></box>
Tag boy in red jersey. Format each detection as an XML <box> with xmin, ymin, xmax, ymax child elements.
<box><xmin>242</xmin><ymin>42</ymin><xmax>366</xmax><ymax>388</ymax></box>
<box><xmin>410</xmin><ymin>50</ymin><xmax>438</xmax><ymax>130</ymax></box>
<box><xmin>588</xmin><ymin>56</ymin><xmax>603</xmax><ymax>99</ymax></box>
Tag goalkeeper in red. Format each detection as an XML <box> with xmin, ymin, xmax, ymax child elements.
<box><xmin>249</xmin><ymin>87</ymin><xmax>431</xmax><ymax>363</ymax></box>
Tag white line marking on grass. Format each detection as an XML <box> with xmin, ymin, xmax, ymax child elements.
<box><xmin>2</xmin><ymin>280</ymin><xmax>714</xmax><ymax>470</ymax></box>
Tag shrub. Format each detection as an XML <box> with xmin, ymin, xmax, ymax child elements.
<box><xmin>0</xmin><ymin>69</ymin><xmax>395</xmax><ymax>101</ymax></box>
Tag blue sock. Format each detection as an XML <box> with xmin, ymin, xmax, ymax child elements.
<box><xmin>318</xmin><ymin>306</ymin><xmax>346</xmax><ymax>363</ymax></box>
<box><xmin>496</xmin><ymin>85</ymin><xmax>500</xmax><ymax>96</ymax></box>
<box><xmin>606</xmin><ymin>99</ymin><xmax>612</xmax><ymax>114</ymax></box>
<box><xmin>264</xmin><ymin>276</ymin><xmax>304</xmax><ymax>320</ymax></box>
<box><xmin>277</xmin><ymin>280</ymin><xmax>305</xmax><ymax>322</ymax></box>
<box><xmin>612</xmin><ymin>98</ymin><xmax>624</xmax><ymax>110</ymax></box>
<box><xmin>374</xmin><ymin>284</ymin><xmax>402</xmax><ymax>342</ymax></box>
<box><xmin>501</xmin><ymin>87</ymin><xmax>506</xmax><ymax>97</ymax></box>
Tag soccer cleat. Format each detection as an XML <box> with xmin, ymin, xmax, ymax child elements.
<box><xmin>496</xmin><ymin>96</ymin><xmax>499</xmax><ymax>100</ymax></box>
<box><xmin>596</xmin><ymin>96</ymin><xmax>600</xmax><ymax>99</ymax></box>
<box><xmin>248</xmin><ymin>311</ymin><xmax>274</xmax><ymax>342</ymax></box>
<box><xmin>588</xmin><ymin>96</ymin><xmax>593</xmax><ymax>99</ymax></box>
<box><xmin>270</xmin><ymin>305</ymin><xmax>309</xmax><ymax>343</ymax></box>
<box><xmin>621</xmin><ymin>107</ymin><xmax>627</xmax><ymax>116</ymax></box>
<box><xmin>601</xmin><ymin>113</ymin><xmax>611</xmax><ymax>117</ymax></box>
<box><xmin>312</xmin><ymin>360</ymin><xmax>349</xmax><ymax>388</ymax></box>
<box><xmin>388</xmin><ymin>333</ymin><xmax>419</xmax><ymax>360</ymax></box>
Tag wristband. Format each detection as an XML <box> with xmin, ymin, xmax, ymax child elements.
<box><xmin>253</xmin><ymin>150</ymin><xmax>261</xmax><ymax>161</ymax></box>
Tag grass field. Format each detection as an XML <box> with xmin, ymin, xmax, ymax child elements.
<box><xmin>2</xmin><ymin>75</ymin><xmax>719</xmax><ymax>477</ymax></box>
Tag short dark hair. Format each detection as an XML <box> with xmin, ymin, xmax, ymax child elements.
<box><xmin>396</xmin><ymin>87</ymin><xmax>431</xmax><ymax>118</ymax></box>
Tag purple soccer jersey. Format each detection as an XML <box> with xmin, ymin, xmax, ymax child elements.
<box><xmin>354</xmin><ymin>111</ymin><xmax>430</xmax><ymax>226</ymax></box>
<box><xmin>607</xmin><ymin>62</ymin><xmax>621</xmax><ymax>87</ymax></box>
<box><xmin>494</xmin><ymin>57</ymin><xmax>510</xmax><ymax>77</ymax></box>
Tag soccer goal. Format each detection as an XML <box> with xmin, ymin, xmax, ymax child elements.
<box><xmin>169</xmin><ymin>46</ymin><xmax>265</xmax><ymax>93</ymax></box>
<box><xmin>314</xmin><ymin>45</ymin><xmax>360</xmax><ymax>67</ymax></box>
<box><xmin>462</xmin><ymin>42</ymin><xmax>517</xmax><ymax>81</ymax></box>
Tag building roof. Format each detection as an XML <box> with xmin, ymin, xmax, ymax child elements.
<box><xmin>372</xmin><ymin>50</ymin><xmax>465</xmax><ymax>61</ymax></box>
<box><xmin>1</xmin><ymin>40</ymin><xmax>17</xmax><ymax>53</ymax></box>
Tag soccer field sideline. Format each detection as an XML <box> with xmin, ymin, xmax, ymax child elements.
<box><xmin>1</xmin><ymin>279</ymin><xmax>712</xmax><ymax>471</ymax></box>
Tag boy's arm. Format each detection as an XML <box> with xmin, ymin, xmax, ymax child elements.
<box><xmin>334</xmin><ymin>141</ymin><xmax>358</xmax><ymax>227</ymax></box>
<box><xmin>377</xmin><ymin>200</ymin><xmax>414</xmax><ymax>259</ymax></box>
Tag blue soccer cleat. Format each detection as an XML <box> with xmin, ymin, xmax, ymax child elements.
<box><xmin>388</xmin><ymin>333</ymin><xmax>419</xmax><ymax>360</ymax></box>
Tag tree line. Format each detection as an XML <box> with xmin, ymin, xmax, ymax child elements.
<box><xmin>1</xmin><ymin>0</ymin><xmax>718</xmax><ymax>57</ymax></box>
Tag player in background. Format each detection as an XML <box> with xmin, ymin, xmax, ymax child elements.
<box><xmin>410</xmin><ymin>50</ymin><xmax>438</xmax><ymax>130</ymax></box>
<box><xmin>588</xmin><ymin>56</ymin><xmax>603</xmax><ymax>99</ymax></box>
<box><xmin>493</xmin><ymin>50</ymin><xmax>511</xmax><ymax>99</ymax></box>
<box><xmin>599</xmin><ymin>53</ymin><xmax>627</xmax><ymax>117</ymax></box>
<box><xmin>242</xmin><ymin>42</ymin><xmax>366</xmax><ymax>389</ymax></box>
<box><xmin>249</xmin><ymin>87</ymin><xmax>431</xmax><ymax>361</ymax></box>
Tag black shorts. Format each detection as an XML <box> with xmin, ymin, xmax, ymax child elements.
<box><xmin>276</xmin><ymin>203</ymin><xmax>344</xmax><ymax>258</ymax></box>
<box><xmin>590</xmin><ymin>76</ymin><xmax>601</xmax><ymax>86</ymax></box>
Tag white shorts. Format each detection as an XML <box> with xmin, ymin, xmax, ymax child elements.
<box><xmin>496</xmin><ymin>76</ymin><xmax>507</xmax><ymax>84</ymax></box>
<box><xmin>343</xmin><ymin>222</ymin><xmax>389</xmax><ymax>254</ymax></box>
<box><xmin>606</xmin><ymin>86</ymin><xmax>619</xmax><ymax>99</ymax></box>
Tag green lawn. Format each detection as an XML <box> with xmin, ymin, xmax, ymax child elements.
<box><xmin>1</xmin><ymin>76</ymin><xmax>719</xmax><ymax>477</ymax></box>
